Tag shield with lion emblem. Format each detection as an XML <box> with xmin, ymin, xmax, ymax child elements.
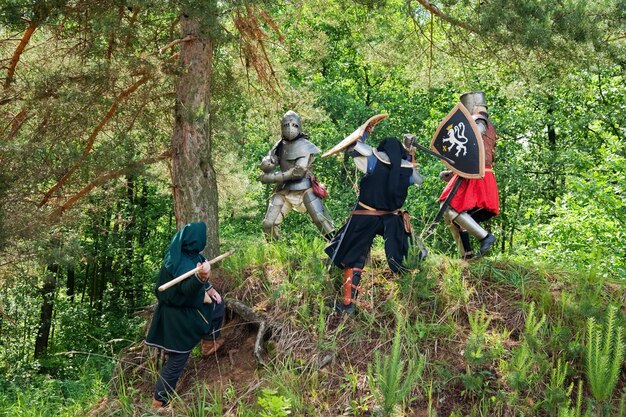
<box><xmin>430</xmin><ymin>103</ymin><xmax>485</xmax><ymax>179</ymax></box>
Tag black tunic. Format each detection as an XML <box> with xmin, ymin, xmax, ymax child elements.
<box><xmin>325</xmin><ymin>138</ymin><xmax>413</xmax><ymax>272</ymax></box>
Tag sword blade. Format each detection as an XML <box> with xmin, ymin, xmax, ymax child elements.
<box><xmin>414</xmin><ymin>143</ymin><xmax>455</xmax><ymax>165</ymax></box>
<box><xmin>423</xmin><ymin>176</ymin><xmax>463</xmax><ymax>237</ymax></box>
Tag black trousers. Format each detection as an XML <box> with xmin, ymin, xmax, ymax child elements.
<box><xmin>202</xmin><ymin>299</ymin><xmax>225</xmax><ymax>340</ymax></box>
<box><xmin>154</xmin><ymin>350</ymin><xmax>191</xmax><ymax>403</ymax></box>
<box><xmin>325</xmin><ymin>213</ymin><xmax>410</xmax><ymax>273</ymax></box>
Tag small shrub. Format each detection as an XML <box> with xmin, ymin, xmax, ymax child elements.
<box><xmin>558</xmin><ymin>380</ymin><xmax>592</xmax><ymax>417</ymax></box>
<box><xmin>367</xmin><ymin>313</ymin><xmax>424</xmax><ymax>416</ymax></box>
<box><xmin>257</xmin><ymin>388</ymin><xmax>292</xmax><ymax>417</ymax></box>
<box><xmin>585</xmin><ymin>306</ymin><xmax>625</xmax><ymax>403</ymax></box>
<box><xmin>543</xmin><ymin>358</ymin><xmax>574</xmax><ymax>415</ymax></box>
<box><xmin>465</xmin><ymin>307</ymin><xmax>492</xmax><ymax>367</ymax></box>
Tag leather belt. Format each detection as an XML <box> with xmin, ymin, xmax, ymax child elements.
<box><xmin>352</xmin><ymin>202</ymin><xmax>399</xmax><ymax>216</ymax></box>
<box><xmin>352</xmin><ymin>209</ymin><xmax>400</xmax><ymax>216</ymax></box>
<box><xmin>352</xmin><ymin>202</ymin><xmax>413</xmax><ymax>234</ymax></box>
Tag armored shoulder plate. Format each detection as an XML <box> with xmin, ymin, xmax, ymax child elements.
<box><xmin>281</xmin><ymin>138</ymin><xmax>320</xmax><ymax>161</ymax></box>
<box><xmin>372</xmin><ymin>149</ymin><xmax>415</xmax><ymax>169</ymax></box>
<box><xmin>348</xmin><ymin>141</ymin><xmax>373</xmax><ymax>158</ymax></box>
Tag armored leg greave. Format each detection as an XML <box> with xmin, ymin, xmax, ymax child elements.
<box><xmin>443</xmin><ymin>208</ymin><xmax>495</xmax><ymax>256</ymax></box>
<box><xmin>263</xmin><ymin>194</ymin><xmax>288</xmax><ymax>240</ymax></box>
<box><xmin>444</xmin><ymin>208</ymin><xmax>487</xmax><ymax>240</ymax></box>
<box><xmin>445</xmin><ymin>217</ymin><xmax>466</xmax><ymax>257</ymax></box>
<box><xmin>303</xmin><ymin>189</ymin><xmax>334</xmax><ymax>237</ymax></box>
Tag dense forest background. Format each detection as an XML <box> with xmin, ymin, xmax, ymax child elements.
<box><xmin>1</xmin><ymin>0</ymin><xmax>625</xmax><ymax>416</ymax></box>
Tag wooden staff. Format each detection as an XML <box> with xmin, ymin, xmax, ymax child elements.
<box><xmin>157</xmin><ymin>249</ymin><xmax>236</xmax><ymax>292</ymax></box>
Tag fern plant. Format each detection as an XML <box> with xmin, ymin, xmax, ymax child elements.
<box><xmin>367</xmin><ymin>314</ymin><xmax>425</xmax><ymax>416</ymax></box>
<box><xmin>585</xmin><ymin>306</ymin><xmax>625</xmax><ymax>403</ymax></box>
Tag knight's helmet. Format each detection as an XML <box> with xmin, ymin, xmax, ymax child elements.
<box><xmin>460</xmin><ymin>91</ymin><xmax>487</xmax><ymax>115</ymax></box>
<box><xmin>281</xmin><ymin>110</ymin><xmax>302</xmax><ymax>141</ymax></box>
<box><xmin>402</xmin><ymin>133</ymin><xmax>418</xmax><ymax>153</ymax></box>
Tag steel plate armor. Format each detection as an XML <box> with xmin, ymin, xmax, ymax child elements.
<box><xmin>259</xmin><ymin>110</ymin><xmax>334</xmax><ymax>240</ymax></box>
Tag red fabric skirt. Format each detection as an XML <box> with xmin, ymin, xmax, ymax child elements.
<box><xmin>438</xmin><ymin>169</ymin><xmax>500</xmax><ymax>217</ymax></box>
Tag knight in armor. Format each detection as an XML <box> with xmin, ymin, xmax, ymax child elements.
<box><xmin>439</xmin><ymin>91</ymin><xmax>499</xmax><ymax>259</ymax></box>
<box><xmin>325</xmin><ymin>130</ymin><xmax>423</xmax><ymax>314</ymax></box>
<box><xmin>259</xmin><ymin>110</ymin><xmax>334</xmax><ymax>240</ymax></box>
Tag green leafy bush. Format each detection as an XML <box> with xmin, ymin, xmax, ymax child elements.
<box><xmin>257</xmin><ymin>388</ymin><xmax>292</xmax><ymax>417</ymax></box>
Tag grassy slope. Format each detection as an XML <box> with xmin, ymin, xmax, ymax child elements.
<box><xmin>101</xmin><ymin>236</ymin><xmax>625</xmax><ymax>417</ymax></box>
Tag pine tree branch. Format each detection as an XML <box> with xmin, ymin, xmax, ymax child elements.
<box><xmin>3</xmin><ymin>20</ymin><xmax>37</xmax><ymax>90</ymax></box>
<box><xmin>414</xmin><ymin>0</ymin><xmax>481</xmax><ymax>35</ymax></box>
<box><xmin>0</xmin><ymin>305</ymin><xmax>17</xmax><ymax>326</ymax></box>
<box><xmin>48</xmin><ymin>148</ymin><xmax>171</xmax><ymax>219</ymax></box>
<box><xmin>158</xmin><ymin>35</ymin><xmax>194</xmax><ymax>55</ymax></box>
<box><xmin>4</xmin><ymin>108</ymin><xmax>29</xmax><ymax>141</ymax></box>
<box><xmin>38</xmin><ymin>73</ymin><xmax>152</xmax><ymax>208</ymax></box>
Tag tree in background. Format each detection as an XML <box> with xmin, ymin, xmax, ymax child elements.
<box><xmin>0</xmin><ymin>0</ymin><xmax>624</xmax><ymax>382</ymax></box>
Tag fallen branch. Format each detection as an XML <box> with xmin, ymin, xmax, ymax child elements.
<box><xmin>224</xmin><ymin>296</ymin><xmax>268</xmax><ymax>366</ymax></box>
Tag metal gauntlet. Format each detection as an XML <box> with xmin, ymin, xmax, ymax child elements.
<box><xmin>260</xmin><ymin>154</ymin><xmax>277</xmax><ymax>173</ymax></box>
<box><xmin>260</xmin><ymin>172</ymin><xmax>284</xmax><ymax>184</ymax></box>
<box><xmin>259</xmin><ymin>165</ymin><xmax>306</xmax><ymax>184</ymax></box>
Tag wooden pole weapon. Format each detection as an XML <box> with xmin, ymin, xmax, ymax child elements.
<box><xmin>157</xmin><ymin>249</ymin><xmax>236</xmax><ymax>292</ymax></box>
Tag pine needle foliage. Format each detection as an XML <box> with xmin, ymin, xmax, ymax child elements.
<box><xmin>544</xmin><ymin>358</ymin><xmax>574</xmax><ymax>415</ymax></box>
<box><xmin>367</xmin><ymin>312</ymin><xmax>424</xmax><ymax>416</ymax></box>
<box><xmin>558</xmin><ymin>380</ymin><xmax>592</xmax><ymax>417</ymax></box>
<box><xmin>523</xmin><ymin>302</ymin><xmax>546</xmax><ymax>349</ymax></box>
<box><xmin>465</xmin><ymin>307</ymin><xmax>492</xmax><ymax>367</ymax></box>
<box><xmin>585</xmin><ymin>306</ymin><xmax>625</xmax><ymax>403</ymax></box>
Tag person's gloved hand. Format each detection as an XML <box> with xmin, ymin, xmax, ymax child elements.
<box><xmin>402</xmin><ymin>133</ymin><xmax>417</xmax><ymax>153</ymax></box>
<box><xmin>439</xmin><ymin>170</ymin><xmax>454</xmax><ymax>183</ymax></box>
<box><xmin>196</xmin><ymin>261</ymin><xmax>211</xmax><ymax>281</ymax></box>
<box><xmin>260</xmin><ymin>154</ymin><xmax>278</xmax><ymax>173</ymax></box>
<box><xmin>290</xmin><ymin>165</ymin><xmax>307</xmax><ymax>178</ymax></box>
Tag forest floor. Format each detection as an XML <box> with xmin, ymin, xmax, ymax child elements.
<box><xmin>91</xmin><ymin>246</ymin><xmax>626</xmax><ymax>417</ymax></box>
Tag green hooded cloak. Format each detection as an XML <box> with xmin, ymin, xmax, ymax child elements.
<box><xmin>145</xmin><ymin>222</ymin><xmax>214</xmax><ymax>353</ymax></box>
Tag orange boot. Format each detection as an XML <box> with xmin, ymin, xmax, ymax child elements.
<box><xmin>151</xmin><ymin>398</ymin><xmax>171</xmax><ymax>414</ymax></box>
<box><xmin>335</xmin><ymin>267</ymin><xmax>363</xmax><ymax>314</ymax></box>
<box><xmin>201</xmin><ymin>338</ymin><xmax>225</xmax><ymax>357</ymax></box>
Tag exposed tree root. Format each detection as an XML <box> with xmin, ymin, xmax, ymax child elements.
<box><xmin>224</xmin><ymin>297</ymin><xmax>268</xmax><ymax>366</ymax></box>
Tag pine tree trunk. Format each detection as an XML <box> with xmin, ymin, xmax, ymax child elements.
<box><xmin>123</xmin><ymin>175</ymin><xmax>136</xmax><ymax>308</ymax></box>
<box><xmin>34</xmin><ymin>263</ymin><xmax>58</xmax><ymax>358</ymax></box>
<box><xmin>66</xmin><ymin>266</ymin><xmax>75</xmax><ymax>302</ymax></box>
<box><xmin>171</xmin><ymin>15</ymin><xmax>219</xmax><ymax>258</ymax></box>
